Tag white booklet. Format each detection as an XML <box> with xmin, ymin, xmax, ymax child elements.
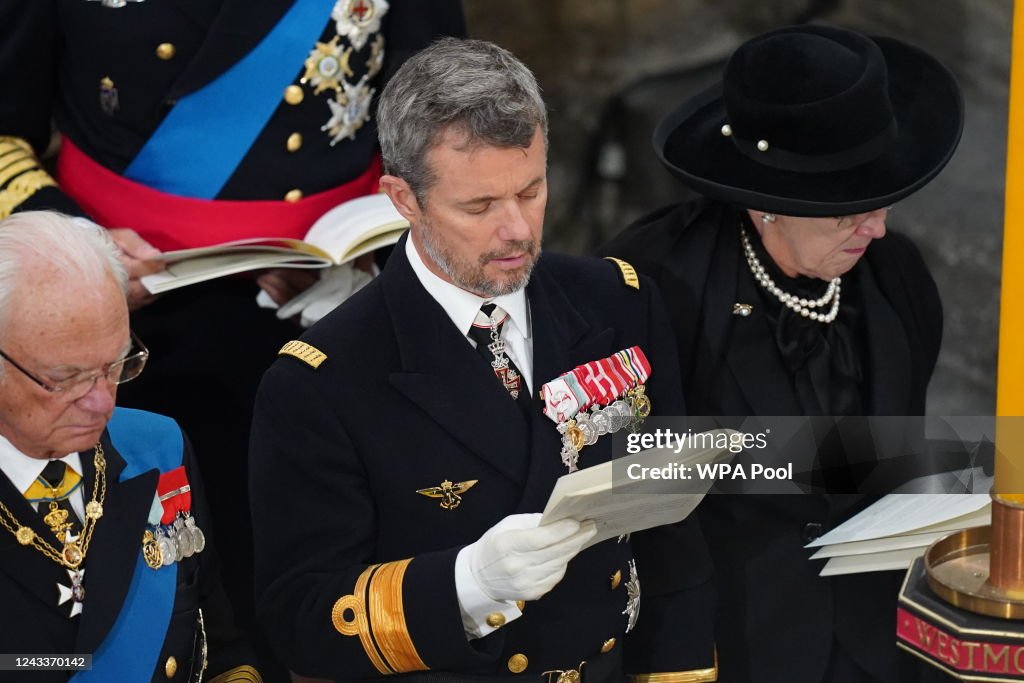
<box><xmin>541</xmin><ymin>429</ymin><xmax>736</xmax><ymax>549</ymax></box>
<box><xmin>805</xmin><ymin>493</ymin><xmax>990</xmax><ymax>576</ymax></box>
<box><xmin>141</xmin><ymin>193</ymin><xmax>408</xmax><ymax>294</ymax></box>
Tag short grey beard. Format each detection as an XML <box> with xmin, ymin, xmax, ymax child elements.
<box><xmin>416</xmin><ymin>218</ymin><xmax>537</xmax><ymax>297</ymax></box>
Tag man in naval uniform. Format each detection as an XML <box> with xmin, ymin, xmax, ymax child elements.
<box><xmin>0</xmin><ymin>211</ymin><xmax>257</xmax><ymax>682</ymax></box>
<box><xmin>0</xmin><ymin>0</ymin><xmax>465</xmax><ymax>641</ymax></box>
<box><xmin>250</xmin><ymin>38</ymin><xmax>717</xmax><ymax>682</ymax></box>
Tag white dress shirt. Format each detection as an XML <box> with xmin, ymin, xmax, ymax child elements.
<box><xmin>0</xmin><ymin>433</ymin><xmax>86</xmax><ymax>522</ymax></box>
<box><xmin>405</xmin><ymin>235</ymin><xmax>528</xmax><ymax>638</ymax></box>
<box><xmin>405</xmin><ymin>235</ymin><xmax>533</xmax><ymax>394</ymax></box>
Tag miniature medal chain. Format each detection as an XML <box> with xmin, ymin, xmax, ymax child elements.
<box><xmin>0</xmin><ymin>444</ymin><xmax>107</xmax><ymax>570</ymax></box>
<box><xmin>487</xmin><ymin>311</ymin><xmax>522</xmax><ymax>397</ymax></box>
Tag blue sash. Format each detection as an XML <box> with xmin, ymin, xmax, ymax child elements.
<box><xmin>72</xmin><ymin>408</ymin><xmax>183</xmax><ymax>682</ymax></box>
<box><xmin>124</xmin><ymin>0</ymin><xmax>332</xmax><ymax>198</ymax></box>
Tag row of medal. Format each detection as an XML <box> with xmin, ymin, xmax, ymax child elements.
<box><xmin>540</xmin><ymin>346</ymin><xmax>653</xmax><ymax>471</ymax></box>
<box><xmin>143</xmin><ymin>512</ymin><xmax>206</xmax><ymax>570</ymax></box>
<box><xmin>141</xmin><ymin>466</ymin><xmax>206</xmax><ymax>570</ymax></box>
<box><xmin>557</xmin><ymin>389</ymin><xmax>651</xmax><ymax>470</ymax></box>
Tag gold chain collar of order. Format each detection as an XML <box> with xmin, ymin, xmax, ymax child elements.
<box><xmin>0</xmin><ymin>444</ymin><xmax>107</xmax><ymax>570</ymax></box>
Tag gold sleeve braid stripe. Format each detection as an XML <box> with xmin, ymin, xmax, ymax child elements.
<box><xmin>628</xmin><ymin>650</ymin><xmax>719</xmax><ymax>683</ymax></box>
<box><xmin>332</xmin><ymin>559</ymin><xmax>429</xmax><ymax>675</ymax></box>
<box><xmin>205</xmin><ymin>665</ymin><xmax>264</xmax><ymax>683</ymax></box>
<box><xmin>604</xmin><ymin>257</ymin><xmax>641</xmax><ymax>290</ymax></box>
<box><xmin>0</xmin><ymin>136</ymin><xmax>56</xmax><ymax>219</ymax></box>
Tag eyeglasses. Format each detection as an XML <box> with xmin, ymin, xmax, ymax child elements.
<box><xmin>0</xmin><ymin>331</ymin><xmax>148</xmax><ymax>400</ymax></box>
<box><xmin>835</xmin><ymin>205</ymin><xmax>894</xmax><ymax>230</ymax></box>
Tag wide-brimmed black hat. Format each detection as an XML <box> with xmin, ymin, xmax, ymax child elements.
<box><xmin>655</xmin><ymin>24</ymin><xmax>964</xmax><ymax>217</ymax></box>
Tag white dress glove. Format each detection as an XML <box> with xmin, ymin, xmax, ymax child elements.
<box><xmin>464</xmin><ymin>513</ymin><xmax>597</xmax><ymax>602</ymax></box>
<box><xmin>255</xmin><ymin>263</ymin><xmax>374</xmax><ymax>327</ymax></box>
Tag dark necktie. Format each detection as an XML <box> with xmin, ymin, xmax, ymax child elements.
<box><xmin>32</xmin><ymin>461</ymin><xmax>80</xmax><ymax>540</ymax></box>
<box><xmin>468</xmin><ymin>303</ymin><xmax>533</xmax><ymax>415</ymax></box>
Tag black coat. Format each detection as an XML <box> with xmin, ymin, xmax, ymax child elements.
<box><xmin>601</xmin><ymin>200</ymin><xmax>944</xmax><ymax>683</ymax></box>
<box><xmin>0</xmin><ymin>410</ymin><xmax>251</xmax><ymax>683</ymax></box>
<box><xmin>249</xmin><ymin>236</ymin><xmax>718</xmax><ymax>681</ymax></box>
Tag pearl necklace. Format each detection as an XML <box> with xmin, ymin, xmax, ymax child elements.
<box><xmin>741</xmin><ymin>227</ymin><xmax>842</xmax><ymax>323</ymax></box>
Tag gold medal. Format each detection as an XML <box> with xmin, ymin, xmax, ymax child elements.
<box><xmin>629</xmin><ymin>386</ymin><xmax>652</xmax><ymax>421</ymax></box>
<box><xmin>43</xmin><ymin>502</ymin><xmax>72</xmax><ymax>538</ymax></box>
<box><xmin>142</xmin><ymin>530</ymin><xmax>163</xmax><ymax>570</ymax></box>
<box><xmin>567</xmin><ymin>422</ymin><xmax>585</xmax><ymax>452</ymax></box>
<box><xmin>62</xmin><ymin>541</ymin><xmax>83</xmax><ymax>569</ymax></box>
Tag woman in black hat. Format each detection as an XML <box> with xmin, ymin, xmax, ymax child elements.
<box><xmin>602</xmin><ymin>24</ymin><xmax>963</xmax><ymax>683</ymax></box>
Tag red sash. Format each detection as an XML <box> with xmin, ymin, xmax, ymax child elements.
<box><xmin>57</xmin><ymin>138</ymin><xmax>383</xmax><ymax>251</ymax></box>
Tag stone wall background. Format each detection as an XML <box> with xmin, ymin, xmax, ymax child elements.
<box><xmin>465</xmin><ymin>0</ymin><xmax>1011</xmax><ymax>416</ymax></box>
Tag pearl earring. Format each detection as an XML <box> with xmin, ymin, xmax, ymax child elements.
<box><xmin>761</xmin><ymin>213</ymin><xmax>776</xmax><ymax>224</ymax></box>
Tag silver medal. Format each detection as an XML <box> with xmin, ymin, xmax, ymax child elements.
<box><xmin>185</xmin><ymin>514</ymin><xmax>206</xmax><ymax>554</ymax></box>
<box><xmin>156</xmin><ymin>528</ymin><xmax>176</xmax><ymax>567</ymax></box>
<box><xmin>577</xmin><ymin>414</ymin><xmax>598</xmax><ymax>446</ymax></box>
<box><xmin>174</xmin><ymin>517</ymin><xmax>195</xmax><ymax>558</ymax></box>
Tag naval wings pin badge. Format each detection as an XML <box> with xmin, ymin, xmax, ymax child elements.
<box><xmin>416</xmin><ymin>480</ymin><xmax>478</xmax><ymax>510</ymax></box>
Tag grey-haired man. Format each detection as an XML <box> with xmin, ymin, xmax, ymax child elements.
<box><xmin>251</xmin><ymin>38</ymin><xmax>716</xmax><ymax>682</ymax></box>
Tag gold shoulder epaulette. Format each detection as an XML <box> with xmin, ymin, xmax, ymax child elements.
<box><xmin>278</xmin><ymin>340</ymin><xmax>327</xmax><ymax>369</ymax></box>
<box><xmin>604</xmin><ymin>257</ymin><xmax>640</xmax><ymax>290</ymax></box>
<box><xmin>0</xmin><ymin>136</ymin><xmax>56</xmax><ymax>219</ymax></box>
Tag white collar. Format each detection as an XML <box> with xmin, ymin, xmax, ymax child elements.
<box><xmin>0</xmin><ymin>433</ymin><xmax>83</xmax><ymax>495</ymax></box>
<box><xmin>405</xmin><ymin>234</ymin><xmax>531</xmax><ymax>341</ymax></box>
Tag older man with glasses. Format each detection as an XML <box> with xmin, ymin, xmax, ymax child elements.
<box><xmin>0</xmin><ymin>210</ymin><xmax>259</xmax><ymax>683</ymax></box>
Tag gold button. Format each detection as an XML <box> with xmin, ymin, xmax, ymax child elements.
<box><xmin>507</xmin><ymin>653</ymin><xmax>528</xmax><ymax>674</ymax></box>
<box><xmin>284</xmin><ymin>189</ymin><xmax>303</xmax><ymax>203</ymax></box>
<box><xmin>284</xmin><ymin>85</ymin><xmax>304</xmax><ymax>105</ymax></box>
<box><xmin>515</xmin><ymin>600</ymin><xmax>526</xmax><ymax>611</ymax></box>
<box><xmin>610</xmin><ymin>569</ymin><xmax>622</xmax><ymax>590</ymax></box>
<box><xmin>601</xmin><ymin>637</ymin><xmax>617</xmax><ymax>653</ymax></box>
<box><xmin>155</xmin><ymin>43</ymin><xmax>176</xmax><ymax>60</ymax></box>
<box><xmin>486</xmin><ymin>612</ymin><xmax>506</xmax><ymax>628</ymax></box>
<box><xmin>164</xmin><ymin>655</ymin><xmax>177</xmax><ymax>678</ymax></box>
<box><xmin>286</xmin><ymin>132</ymin><xmax>303</xmax><ymax>152</ymax></box>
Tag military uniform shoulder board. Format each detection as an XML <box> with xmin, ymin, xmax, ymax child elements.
<box><xmin>604</xmin><ymin>257</ymin><xmax>640</xmax><ymax>290</ymax></box>
<box><xmin>278</xmin><ymin>340</ymin><xmax>328</xmax><ymax>368</ymax></box>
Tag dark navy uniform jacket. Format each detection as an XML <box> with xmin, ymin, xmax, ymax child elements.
<box><xmin>249</xmin><ymin>236</ymin><xmax>718</xmax><ymax>681</ymax></box>
<box><xmin>0</xmin><ymin>0</ymin><xmax>465</xmax><ymax>215</ymax></box>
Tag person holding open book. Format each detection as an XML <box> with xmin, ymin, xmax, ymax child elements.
<box><xmin>601</xmin><ymin>25</ymin><xmax>964</xmax><ymax>683</ymax></box>
<box><xmin>0</xmin><ymin>4</ymin><xmax>464</xmax><ymax>675</ymax></box>
<box><xmin>249</xmin><ymin>38</ymin><xmax>717</xmax><ymax>682</ymax></box>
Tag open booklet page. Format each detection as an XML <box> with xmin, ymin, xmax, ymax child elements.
<box><xmin>805</xmin><ymin>493</ymin><xmax>990</xmax><ymax>576</ymax></box>
<box><xmin>541</xmin><ymin>429</ymin><xmax>737</xmax><ymax>549</ymax></box>
<box><xmin>141</xmin><ymin>193</ymin><xmax>408</xmax><ymax>293</ymax></box>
